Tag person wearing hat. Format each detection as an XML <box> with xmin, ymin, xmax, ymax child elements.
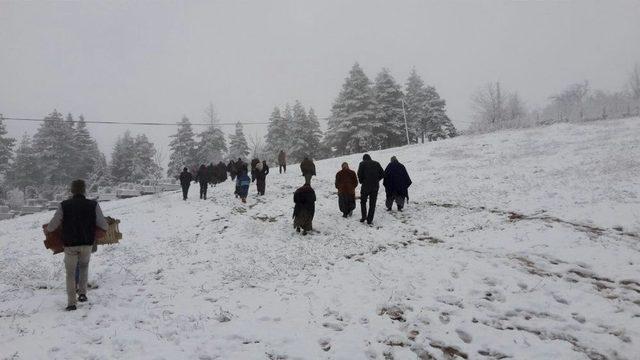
<box><xmin>356</xmin><ymin>153</ymin><xmax>384</xmax><ymax>225</ymax></box>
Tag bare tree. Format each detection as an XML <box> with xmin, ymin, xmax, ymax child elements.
<box><xmin>248</xmin><ymin>132</ymin><xmax>268</xmax><ymax>161</ymax></box>
<box><xmin>153</xmin><ymin>146</ymin><xmax>166</xmax><ymax>182</ymax></box>
<box><xmin>549</xmin><ymin>81</ymin><xmax>590</xmax><ymax>121</ymax></box>
<box><xmin>471</xmin><ymin>81</ymin><xmax>507</xmax><ymax>124</ymax></box>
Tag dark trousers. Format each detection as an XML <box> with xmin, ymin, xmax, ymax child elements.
<box><xmin>279</xmin><ymin>164</ymin><xmax>286</xmax><ymax>173</ymax></box>
<box><xmin>338</xmin><ymin>194</ymin><xmax>356</xmax><ymax>216</ymax></box>
<box><xmin>181</xmin><ymin>184</ymin><xmax>189</xmax><ymax>200</ymax></box>
<box><xmin>257</xmin><ymin>178</ymin><xmax>266</xmax><ymax>195</ymax></box>
<box><xmin>386</xmin><ymin>193</ymin><xmax>405</xmax><ymax>210</ymax></box>
<box><xmin>199</xmin><ymin>181</ymin><xmax>207</xmax><ymax>199</ymax></box>
<box><xmin>360</xmin><ymin>189</ymin><xmax>378</xmax><ymax>223</ymax></box>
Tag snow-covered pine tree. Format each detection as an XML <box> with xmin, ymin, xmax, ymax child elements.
<box><xmin>228</xmin><ymin>122</ymin><xmax>249</xmax><ymax>161</ymax></box>
<box><xmin>373</xmin><ymin>68</ymin><xmax>406</xmax><ymax>149</ymax></box>
<box><xmin>423</xmin><ymin>86</ymin><xmax>457</xmax><ymax>140</ymax></box>
<box><xmin>31</xmin><ymin>110</ymin><xmax>77</xmax><ymax>185</ymax></box>
<box><xmin>282</xmin><ymin>104</ymin><xmax>294</xmax><ymax>152</ymax></box>
<box><xmin>132</xmin><ymin>134</ymin><xmax>162</xmax><ymax>182</ymax></box>
<box><xmin>196</xmin><ymin>125</ymin><xmax>227</xmax><ymax>165</ymax></box>
<box><xmin>264</xmin><ymin>107</ymin><xmax>290</xmax><ymax>157</ymax></box>
<box><xmin>195</xmin><ymin>103</ymin><xmax>228</xmax><ymax>165</ymax></box>
<box><xmin>288</xmin><ymin>102</ymin><xmax>322</xmax><ymax>162</ymax></box>
<box><xmin>167</xmin><ymin>116</ymin><xmax>197</xmax><ymax>177</ymax></box>
<box><xmin>7</xmin><ymin>135</ymin><xmax>40</xmax><ymax>190</ymax></box>
<box><xmin>404</xmin><ymin>69</ymin><xmax>429</xmax><ymax>143</ymax></box>
<box><xmin>109</xmin><ymin>131</ymin><xmax>136</xmax><ymax>183</ymax></box>
<box><xmin>72</xmin><ymin>115</ymin><xmax>105</xmax><ymax>180</ymax></box>
<box><xmin>0</xmin><ymin>115</ymin><xmax>16</xmax><ymax>177</ymax></box>
<box><xmin>324</xmin><ymin>63</ymin><xmax>376</xmax><ymax>155</ymax></box>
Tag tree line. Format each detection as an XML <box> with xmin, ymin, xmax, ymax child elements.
<box><xmin>263</xmin><ymin>63</ymin><xmax>457</xmax><ymax>159</ymax></box>
<box><xmin>0</xmin><ymin>110</ymin><xmax>163</xmax><ymax>196</ymax></box>
<box><xmin>469</xmin><ymin>63</ymin><xmax>640</xmax><ymax>133</ymax></box>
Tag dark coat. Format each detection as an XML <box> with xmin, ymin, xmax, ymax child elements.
<box><xmin>300</xmin><ymin>158</ymin><xmax>316</xmax><ymax>176</ymax></box>
<box><xmin>61</xmin><ymin>195</ymin><xmax>98</xmax><ymax>247</ymax></box>
<box><xmin>293</xmin><ymin>184</ymin><xmax>316</xmax><ymax>229</ymax></box>
<box><xmin>335</xmin><ymin>168</ymin><xmax>358</xmax><ymax>195</ymax></box>
<box><xmin>195</xmin><ymin>165</ymin><xmax>209</xmax><ymax>183</ymax></box>
<box><xmin>357</xmin><ymin>159</ymin><xmax>384</xmax><ymax>192</ymax></box>
<box><xmin>207</xmin><ymin>164</ymin><xmax>216</xmax><ymax>183</ymax></box>
<box><xmin>179</xmin><ymin>170</ymin><xmax>193</xmax><ymax>186</ymax></box>
<box><xmin>278</xmin><ymin>151</ymin><xmax>286</xmax><ymax>165</ymax></box>
<box><xmin>256</xmin><ymin>162</ymin><xmax>269</xmax><ymax>181</ymax></box>
<box><xmin>215</xmin><ymin>162</ymin><xmax>228</xmax><ymax>183</ymax></box>
<box><xmin>383</xmin><ymin>160</ymin><xmax>412</xmax><ymax>199</ymax></box>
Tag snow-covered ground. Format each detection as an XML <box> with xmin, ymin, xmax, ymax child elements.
<box><xmin>1</xmin><ymin>118</ymin><xmax>639</xmax><ymax>360</ymax></box>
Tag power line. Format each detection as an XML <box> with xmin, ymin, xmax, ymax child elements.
<box><xmin>0</xmin><ymin>116</ymin><xmax>270</xmax><ymax>127</ymax></box>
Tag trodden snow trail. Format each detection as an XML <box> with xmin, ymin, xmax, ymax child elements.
<box><xmin>1</xmin><ymin>117</ymin><xmax>639</xmax><ymax>359</ymax></box>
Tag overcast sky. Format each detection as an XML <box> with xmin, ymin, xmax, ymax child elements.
<box><xmin>2</xmin><ymin>0</ymin><xmax>639</xmax><ymax>160</ymax></box>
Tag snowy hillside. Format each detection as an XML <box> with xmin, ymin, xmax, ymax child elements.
<box><xmin>1</xmin><ymin>118</ymin><xmax>639</xmax><ymax>360</ymax></box>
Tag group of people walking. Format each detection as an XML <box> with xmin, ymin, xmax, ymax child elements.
<box><xmin>43</xmin><ymin>150</ymin><xmax>411</xmax><ymax>311</ymax></box>
<box><xmin>179</xmin><ymin>151</ymin><xmax>411</xmax><ymax>235</ymax></box>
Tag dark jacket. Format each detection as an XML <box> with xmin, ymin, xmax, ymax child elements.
<box><xmin>195</xmin><ymin>165</ymin><xmax>209</xmax><ymax>183</ymax></box>
<box><xmin>300</xmin><ymin>158</ymin><xmax>316</xmax><ymax>176</ymax></box>
<box><xmin>357</xmin><ymin>158</ymin><xmax>385</xmax><ymax>192</ymax></box>
<box><xmin>383</xmin><ymin>160</ymin><xmax>412</xmax><ymax>199</ymax></box>
<box><xmin>256</xmin><ymin>162</ymin><xmax>269</xmax><ymax>181</ymax></box>
<box><xmin>335</xmin><ymin>168</ymin><xmax>358</xmax><ymax>195</ymax></box>
<box><xmin>207</xmin><ymin>163</ymin><xmax>216</xmax><ymax>183</ymax></box>
<box><xmin>179</xmin><ymin>170</ymin><xmax>193</xmax><ymax>186</ymax></box>
<box><xmin>278</xmin><ymin>151</ymin><xmax>286</xmax><ymax>165</ymax></box>
<box><xmin>61</xmin><ymin>195</ymin><xmax>99</xmax><ymax>247</ymax></box>
<box><xmin>293</xmin><ymin>184</ymin><xmax>316</xmax><ymax>217</ymax></box>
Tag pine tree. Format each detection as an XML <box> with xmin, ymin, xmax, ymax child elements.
<box><xmin>282</xmin><ymin>104</ymin><xmax>294</xmax><ymax>151</ymax></box>
<box><xmin>31</xmin><ymin>110</ymin><xmax>77</xmax><ymax>185</ymax></box>
<box><xmin>132</xmin><ymin>134</ymin><xmax>162</xmax><ymax>181</ymax></box>
<box><xmin>228</xmin><ymin>122</ymin><xmax>250</xmax><ymax>161</ymax></box>
<box><xmin>324</xmin><ymin>63</ymin><xmax>376</xmax><ymax>155</ymax></box>
<box><xmin>196</xmin><ymin>125</ymin><xmax>227</xmax><ymax>165</ymax></box>
<box><xmin>109</xmin><ymin>131</ymin><xmax>136</xmax><ymax>183</ymax></box>
<box><xmin>373</xmin><ymin>68</ymin><xmax>406</xmax><ymax>148</ymax></box>
<box><xmin>167</xmin><ymin>116</ymin><xmax>197</xmax><ymax>177</ymax></box>
<box><xmin>404</xmin><ymin>69</ymin><xmax>429</xmax><ymax>143</ymax></box>
<box><xmin>423</xmin><ymin>86</ymin><xmax>456</xmax><ymax>140</ymax></box>
<box><xmin>264</xmin><ymin>107</ymin><xmax>290</xmax><ymax>156</ymax></box>
<box><xmin>0</xmin><ymin>115</ymin><xmax>16</xmax><ymax>177</ymax></box>
<box><xmin>289</xmin><ymin>102</ymin><xmax>322</xmax><ymax>162</ymax></box>
<box><xmin>72</xmin><ymin>115</ymin><xmax>105</xmax><ymax>179</ymax></box>
<box><xmin>7</xmin><ymin>135</ymin><xmax>40</xmax><ymax>190</ymax></box>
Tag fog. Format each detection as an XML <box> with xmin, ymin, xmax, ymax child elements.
<box><xmin>2</xmin><ymin>0</ymin><xmax>639</xmax><ymax>159</ymax></box>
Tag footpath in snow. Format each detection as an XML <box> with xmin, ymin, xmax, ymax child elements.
<box><xmin>1</xmin><ymin>118</ymin><xmax>639</xmax><ymax>359</ymax></box>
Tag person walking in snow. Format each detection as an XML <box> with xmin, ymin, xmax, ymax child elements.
<box><xmin>236</xmin><ymin>168</ymin><xmax>251</xmax><ymax>203</ymax></box>
<box><xmin>278</xmin><ymin>150</ymin><xmax>287</xmax><ymax>174</ymax></box>
<box><xmin>300</xmin><ymin>156</ymin><xmax>316</xmax><ymax>185</ymax></box>
<box><xmin>207</xmin><ymin>162</ymin><xmax>216</xmax><ymax>186</ymax></box>
<box><xmin>227</xmin><ymin>159</ymin><xmax>237</xmax><ymax>181</ymax></box>
<box><xmin>195</xmin><ymin>164</ymin><xmax>209</xmax><ymax>200</ymax></box>
<box><xmin>383</xmin><ymin>156</ymin><xmax>412</xmax><ymax>212</ymax></box>
<box><xmin>250</xmin><ymin>158</ymin><xmax>260</xmax><ymax>182</ymax></box>
<box><xmin>335</xmin><ymin>162</ymin><xmax>358</xmax><ymax>218</ymax></box>
<box><xmin>293</xmin><ymin>182</ymin><xmax>316</xmax><ymax>235</ymax></box>
<box><xmin>255</xmin><ymin>160</ymin><xmax>269</xmax><ymax>195</ymax></box>
<box><xmin>357</xmin><ymin>154</ymin><xmax>385</xmax><ymax>225</ymax></box>
<box><xmin>45</xmin><ymin>179</ymin><xmax>108</xmax><ymax>311</ymax></box>
<box><xmin>179</xmin><ymin>167</ymin><xmax>193</xmax><ymax>200</ymax></box>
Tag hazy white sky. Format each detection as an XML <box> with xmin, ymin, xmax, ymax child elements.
<box><xmin>2</xmin><ymin>0</ymin><xmax>639</xmax><ymax>158</ymax></box>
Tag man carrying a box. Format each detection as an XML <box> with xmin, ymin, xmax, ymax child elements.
<box><xmin>46</xmin><ymin>179</ymin><xmax>108</xmax><ymax>311</ymax></box>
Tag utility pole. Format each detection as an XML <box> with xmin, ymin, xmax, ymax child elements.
<box><xmin>401</xmin><ymin>99</ymin><xmax>410</xmax><ymax>145</ymax></box>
